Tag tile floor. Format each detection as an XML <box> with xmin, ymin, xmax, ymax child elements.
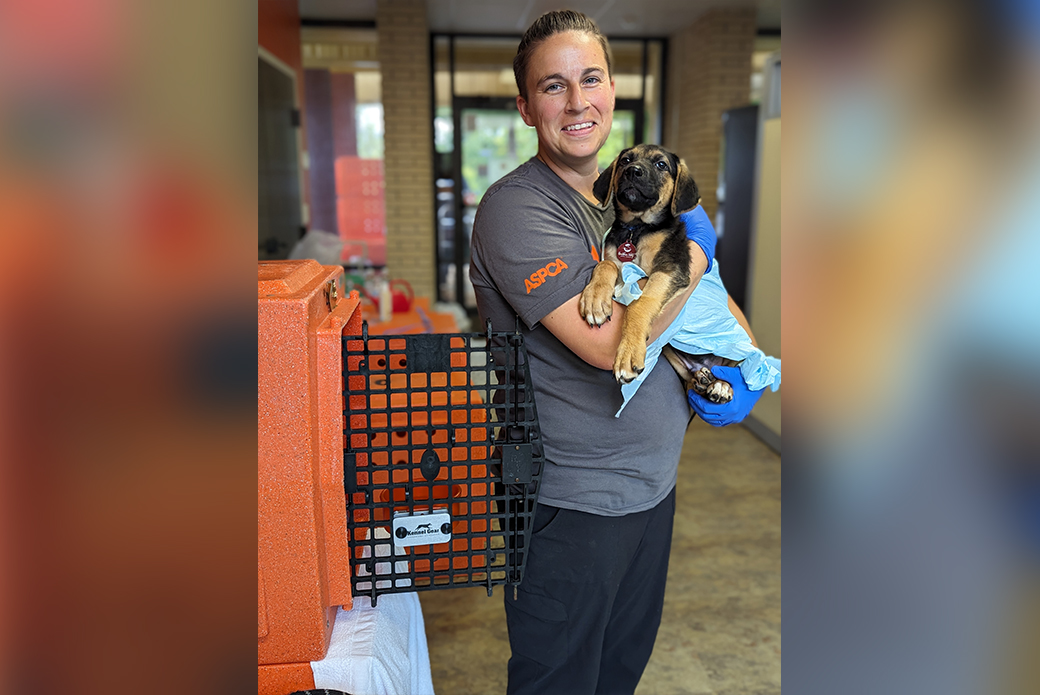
<box><xmin>418</xmin><ymin>418</ymin><xmax>781</xmax><ymax>694</ymax></box>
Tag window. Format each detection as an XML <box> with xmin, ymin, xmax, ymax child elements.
<box><xmin>301</xmin><ymin>27</ymin><xmax>386</xmax><ymax>268</ymax></box>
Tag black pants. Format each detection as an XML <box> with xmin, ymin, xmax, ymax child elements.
<box><xmin>504</xmin><ymin>487</ymin><xmax>677</xmax><ymax>695</ymax></box>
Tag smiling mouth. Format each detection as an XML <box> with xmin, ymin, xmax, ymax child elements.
<box><xmin>562</xmin><ymin>122</ymin><xmax>594</xmax><ymax>132</ymax></box>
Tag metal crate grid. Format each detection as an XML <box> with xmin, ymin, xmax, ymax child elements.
<box><xmin>342</xmin><ymin>323</ymin><xmax>543</xmax><ymax>604</ymax></box>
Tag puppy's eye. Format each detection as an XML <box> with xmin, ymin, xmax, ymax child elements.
<box><xmin>655</xmin><ymin>160</ymin><xmax>668</xmax><ymax>171</ymax></box>
<box><xmin>620</xmin><ymin>155</ymin><xmax>632</xmax><ymax>164</ymax></box>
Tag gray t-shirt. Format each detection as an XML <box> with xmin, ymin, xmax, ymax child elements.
<box><xmin>469</xmin><ymin>157</ymin><xmax>691</xmax><ymax>516</ymax></box>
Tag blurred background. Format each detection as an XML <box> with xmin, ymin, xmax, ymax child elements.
<box><xmin>0</xmin><ymin>0</ymin><xmax>256</xmax><ymax>693</ymax></box>
<box><xmin>783</xmin><ymin>0</ymin><xmax>1040</xmax><ymax>693</ymax></box>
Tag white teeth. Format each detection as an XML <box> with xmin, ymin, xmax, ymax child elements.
<box><xmin>564</xmin><ymin>122</ymin><xmax>593</xmax><ymax>131</ymax></box>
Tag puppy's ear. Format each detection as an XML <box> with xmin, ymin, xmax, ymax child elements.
<box><xmin>593</xmin><ymin>157</ymin><xmax>617</xmax><ymax>205</ymax></box>
<box><xmin>670</xmin><ymin>157</ymin><xmax>700</xmax><ymax>216</ymax></box>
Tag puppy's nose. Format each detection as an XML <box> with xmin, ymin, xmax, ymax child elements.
<box><xmin>628</xmin><ymin>165</ymin><xmax>644</xmax><ymax>178</ymax></box>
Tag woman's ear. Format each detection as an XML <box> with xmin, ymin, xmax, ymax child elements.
<box><xmin>670</xmin><ymin>157</ymin><xmax>700</xmax><ymax>215</ymax></box>
<box><xmin>517</xmin><ymin>95</ymin><xmax>533</xmax><ymax>126</ymax></box>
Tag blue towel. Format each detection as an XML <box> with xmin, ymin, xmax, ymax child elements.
<box><xmin>613</xmin><ymin>260</ymin><xmax>781</xmax><ymax>417</ymax></box>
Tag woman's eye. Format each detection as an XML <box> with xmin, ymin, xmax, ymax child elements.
<box><xmin>655</xmin><ymin>160</ymin><xmax>668</xmax><ymax>171</ymax></box>
<box><xmin>545</xmin><ymin>83</ymin><xmax>562</xmax><ymax>93</ymax></box>
<box><xmin>583</xmin><ymin>76</ymin><xmax>600</xmax><ymax>86</ymax></box>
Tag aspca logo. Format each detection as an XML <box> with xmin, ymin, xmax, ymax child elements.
<box><xmin>525</xmin><ymin>258</ymin><xmax>569</xmax><ymax>294</ymax></box>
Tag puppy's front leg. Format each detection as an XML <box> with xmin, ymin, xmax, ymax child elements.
<box><xmin>579</xmin><ymin>260</ymin><xmax>620</xmax><ymax>326</ymax></box>
<box><xmin>614</xmin><ymin>273</ymin><xmax>683</xmax><ymax>383</ymax></box>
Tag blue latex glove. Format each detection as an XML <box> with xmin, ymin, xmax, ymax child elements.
<box><xmin>688</xmin><ymin>366</ymin><xmax>763</xmax><ymax>426</ymax></box>
<box><xmin>678</xmin><ymin>205</ymin><xmax>717</xmax><ymax>271</ymax></box>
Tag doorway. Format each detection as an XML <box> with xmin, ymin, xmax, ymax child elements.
<box><xmin>440</xmin><ymin>97</ymin><xmax>537</xmax><ymax>311</ymax></box>
<box><xmin>439</xmin><ymin>98</ymin><xmax>641</xmax><ymax>311</ymax></box>
<box><xmin>431</xmin><ymin>35</ymin><xmax>664</xmax><ymax>315</ymax></box>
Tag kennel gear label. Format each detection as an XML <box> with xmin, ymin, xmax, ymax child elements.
<box><xmin>392</xmin><ymin>508</ymin><xmax>452</xmax><ymax>549</ymax></box>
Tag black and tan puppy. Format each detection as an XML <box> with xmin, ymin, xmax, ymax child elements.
<box><xmin>580</xmin><ymin>144</ymin><xmax>738</xmax><ymax>402</ymax></box>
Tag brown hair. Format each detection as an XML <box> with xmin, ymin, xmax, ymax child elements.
<box><xmin>513</xmin><ymin>9</ymin><xmax>613</xmax><ymax>100</ymax></box>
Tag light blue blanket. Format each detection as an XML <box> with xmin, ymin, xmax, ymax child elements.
<box><xmin>613</xmin><ymin>260</ymin><xmax>781</xmax><ymax>417</ymax></box>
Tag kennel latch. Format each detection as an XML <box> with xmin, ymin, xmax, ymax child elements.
<box><xmin>502</xmin><ymin>443</ymin><xmax>533</xmax><ymax>484</ymax></box>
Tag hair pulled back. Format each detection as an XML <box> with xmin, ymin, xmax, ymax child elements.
<box><xmin>513</xmin><ymin>9</ymin><xmax>613</xmax><ymax>100</ymax></box>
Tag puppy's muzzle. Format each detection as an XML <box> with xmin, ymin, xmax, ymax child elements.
<box><xmin>616</xmin><ymin>166</ymin><xmax>656</xmax><ymax>210</ymax></box>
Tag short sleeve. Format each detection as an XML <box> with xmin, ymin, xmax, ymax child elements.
<box><xmin>471</xmin><ymin>183</ymin><xmax>602</xmax><ymax>329</ymax></box>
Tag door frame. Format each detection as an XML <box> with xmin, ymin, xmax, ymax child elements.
<box><xmin>445</xmin><ymin>96</ymin><xmax>646</xmax><ymax>309</ymax></box>
<box><xmin>430</xmin><ymin>33</ymin><xmax>666</xmax><ymax>310</ymax></box>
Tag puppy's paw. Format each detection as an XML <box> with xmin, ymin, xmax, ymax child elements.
<box><xmin>693</xmin><ymin>367</ymin><xmax>714</xmax><ymax>388</ymax></box>
<box><xmin>579</xmin><ymin>284</ymin><xmax>614</xmax><ymax>326</ymax></box>
<box><xmin>689</xmin><ymin>367</ymin><xmax>732</xmax><ymax>403</ymax></box>
<box><xmin>613</xmin><ymin>337</ymin><xmax>646</xmax><ymax>384</ymax></box>
<box><xmin>706</xmin><ymin>379</ymin><xmax>733</xmax><ymax>404</ymax></box>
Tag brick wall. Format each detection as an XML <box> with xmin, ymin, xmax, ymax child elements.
<box><xmin>667</xmin><ymin>9</ymin><xmax>756</xmax><ymax>219</ymax></box>
<box><xmin>377</xmin><ymin>0</ymin><xmax>435</xmax><ymax>298</ymax></box>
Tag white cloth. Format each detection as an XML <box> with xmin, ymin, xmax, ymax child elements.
<box><xmin>310</xmin><ymin>593</ymin><xmax>435</xmax><ymax>695</ymax></box>
<box><xmin>613</xmin><ymin>260</ymin><xmax>782</xmax><ymax>416</ymax></box>
<box><xmin>288</xmin><ymin>228</ymin><xmax>344</xmax><ymax>265</ymax></box>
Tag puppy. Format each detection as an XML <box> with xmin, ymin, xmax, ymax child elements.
<box><xmin>579</xmin><ymin>144</ymin><xmax>738</xmax><ymax>403</ymax></box>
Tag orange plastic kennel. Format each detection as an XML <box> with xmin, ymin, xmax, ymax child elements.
<box><xmin>258</xmin><ymin>260</ymin><xmax>544</xmax><ymax>694</ymax></box>
<box><xmin>258</xmin><ymin>260</ymin><xmax>358</xmax><ymax>693</ymax></box>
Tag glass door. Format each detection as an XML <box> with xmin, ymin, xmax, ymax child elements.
<box><xmin>439</xmin><ymin>99</ymin><xmax>640</xmax><ymax>311</ymax></box>
<box><xmin>442</xmin><ymin>98</ymin><xmax>537</xmax><ymax>310</ymax></box>
<box><xmin>431</xmin><ymin>34</ymin><xmax>661</xmax><ymax>316</ymax></box>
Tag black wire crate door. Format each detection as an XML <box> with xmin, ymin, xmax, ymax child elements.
<box><xmin>342</xmin><ymin>322</ymin><xmax>543</xmax><ymax>604</ymax></box>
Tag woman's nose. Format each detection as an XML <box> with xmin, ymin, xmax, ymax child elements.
<box><xmin>568</xmin><ymin>87</ymin><xmax>588</xmax><ymax>111</ymax></box>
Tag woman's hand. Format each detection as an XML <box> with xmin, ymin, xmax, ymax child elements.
<box><xmin>688</xmin><ymin>366</ymin><xmax>764</xmax><ymax>426</ymax></box>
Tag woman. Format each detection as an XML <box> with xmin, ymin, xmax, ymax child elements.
<box><xmin>469</xmin><ymin>9</ymin><xmax>760</xmax><ymax>694</ymax></box>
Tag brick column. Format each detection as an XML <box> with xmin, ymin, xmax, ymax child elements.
<box><xmin>376</xmin><ymin>0</ymin><xmax>435</xmax><ymax>298</ymax></box>
<box><xmin>667</xmin><ymin>9</ymin><xmax>756</xmax><ymax>219</ymax></box>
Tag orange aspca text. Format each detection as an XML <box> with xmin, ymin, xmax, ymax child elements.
<box><xmin>525</xmin><ymin>258</ymin><xmax>569</xmax><ymax>294</ymax></box>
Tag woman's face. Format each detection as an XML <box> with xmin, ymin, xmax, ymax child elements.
<box><xmin>517</xmin><ymin>31</ymin><xmax>615</xmax><ymax>172</ymax></box>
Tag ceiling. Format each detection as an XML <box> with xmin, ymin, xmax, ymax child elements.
<box><xmin>298</xmin><ymin>0</ymin><xmax>781</xmax><ymax>36</ymax></box>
